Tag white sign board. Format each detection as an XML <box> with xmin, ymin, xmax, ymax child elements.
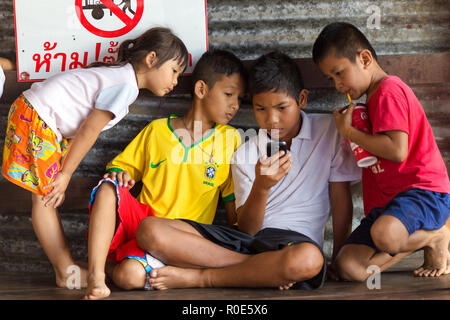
<box><xmin>14</xmin><ymin>0</ymin><xmax>208</xmax><ymax>81</ymax></box>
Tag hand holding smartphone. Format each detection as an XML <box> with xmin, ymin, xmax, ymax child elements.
<box><xmin>266</xmin><ymin>141</ymin><xmax>287</xmax><ymax>157</ymax></box>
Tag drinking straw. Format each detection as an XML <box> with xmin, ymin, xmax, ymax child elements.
<box><xmin>347</xmin><ymin>93</ymin><xmax>352</xmax><ymax>104</ymax></box>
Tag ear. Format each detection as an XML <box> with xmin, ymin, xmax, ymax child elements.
<box><xmin>194</xmin><ymin>80</ymin><xmax>209</xmax><ymax>99</ymax></box>
<box><xmin>144</xmin><ymin>51</ymin><xmax>158</xmax><ymax>69</ymax></box>
<box><xmin>358</xmin><ymin>49</ymin><xmax>374</xmax><ymax>69</ymax></box>
<box><xmin>298</xmin><ymin>89</ymin><xmax>308</xmax><ymax>110</ymax></box>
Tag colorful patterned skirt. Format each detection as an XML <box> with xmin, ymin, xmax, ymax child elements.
<box><xmin>2</xmin><ymin>95</ymin><xmax>69</xmax><ymax>195</ymax></box>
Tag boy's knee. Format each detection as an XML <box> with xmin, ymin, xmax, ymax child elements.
<box><xmin>282</xmin><ymin>243</ymin><xmax>323</xmax><ymax>281</ymax></box>
<box><xmin>136</xmin><ymin>216</ymin><xmax>164</xmax><ymax>251</ymax></box>
<box><xmin>113</xmin><ymin>259</ymin><xmax>146</xmax><ymax>290</ymax></box>
<box><xmin>89</xmin><ymin>182</ymin><xmax>117</xmax><ymax>209</ymax></box>
<box><xmin>96</xmin><ymin>181</ymin><xmax>116</xmax><ymax>199</ymax></box>
<box><xmin>335</xmin><ymin>247</ymin><xmax>369</xmax><ymax>282</ymax></box>
<box><xmin>371</xmin><ymin>216</ymin><xmax>407</xmax><ymax>254</ymax></box>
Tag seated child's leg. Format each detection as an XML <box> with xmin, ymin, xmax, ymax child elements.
<box><xmin>147</xmin><ymin>228</ymin><xmax>326</xmax><ymax>290</ymax></box>
<box><xmin>372</xmin><ymin>189</ymin><xmax>449</xmax><ymax>277</ymax></box>
<box><xmin>370</xmin><ymin>215</ymin><xmax>410</xmax><ymax>254</ymax></box>
<box><xmin>147</xmin><ymin>241</ymin><xmax>324</xmax><ymax>290</ymax></box>
<box><xmin>372</xmin><ymin>214</ymin><xmax>448</xmax><ymax>254</ymax></box>
<box><xmin>336</xmin><ymin>206</ymin><xmax>414</xmax><ymax>281</ymax></box>
<box><xmin>85</xmin><ymin>181</ymin><xmax>118</xmax><ymax>299</ymax></box>
<box><xmin>137</xmin><ymin>217</ymin><xmax>248</xmax><ymax>268</ymax></box>
<box><xmin>85</xmin><ymin>179</ymin><xmax>156</xmax><ymax>298</ymax></box>
<box><xmin>336</xmin><ymin>243</ymin><xmax>411</xmax><ymax>282</ymax></box>
<box><xmin>372</xmin><ymin>216</ymin><xmax>450</xmax><ymax>277</ymax></box>
<box><xmin>112</xmin><ymin>259</ymin><xmax>147</xmax><ymax>290</ymax></box>
<box><xmin>338</xmin><ymin>189</ymin><xmax>449</xmax><ymax>280</ymax></box>
<box><xmin>31</xmin><ymin>192</ymin><xmax>87</xmax><ymax>288</ymax></box>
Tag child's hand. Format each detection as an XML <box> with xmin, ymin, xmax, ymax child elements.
<box><xmin>42</xmin><ymin>171</ymin><xmax>71</xmax><ymax>208</ymax></box>
<box><xmin>254</xmin><ymin>151</ymin><xmax>291</xmax><ymax>190</ymax></box>
<box><xmin>333</xmin><ymin>103</ymin><xmax>355</xmax><ymax>139</ymax></box>
<box><xmin>103</xmin><ymin>170</ymin><xmax>135</xmax><ymax>189</ymax></box>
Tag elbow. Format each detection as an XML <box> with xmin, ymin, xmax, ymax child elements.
<box><xmin>79</xmin><ymin>122</ymin><xmax>102</xmax><ymax>140</ymax></box>
<box><xmin>239</xmin><ymin>227</ymin><xmax>257</xmax><ymax>236</ymax></box>
<box><xmin>236</xmin><ymin>221</ymin><xmax>258</xmax><ymax>236</ymax></box>
<box><xmin>391</xmin><ymin>149</ymin><xmax>407</xmax><ymax>162</ymax></box>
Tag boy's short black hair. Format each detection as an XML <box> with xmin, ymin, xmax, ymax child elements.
<box><xmin>191</xmin><ymin>49</ymin><xmax>246</xmax><ymax>96</ymax></box>
<box><xmin>248</xmin><ymin>51</ymin><xmax>305</xmax><ymax>104</ymax></box>
<box><xmin>312</xmin><ymin>22</ymin><xmax>378</xmax><ymax>64</ymax></box>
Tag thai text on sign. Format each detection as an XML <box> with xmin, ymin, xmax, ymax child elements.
<box><xmin>14</xmin><ymin>0</ymin><xmax>208</xmax><ymax>81</ymax></box>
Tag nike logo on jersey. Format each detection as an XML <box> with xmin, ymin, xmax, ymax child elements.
<box><xmin>150</xmin><ymin>159</ymin><xmax>167</xmax><ymax>168</ymax></box>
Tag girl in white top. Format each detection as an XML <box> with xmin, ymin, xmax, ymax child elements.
<box><xmin>1</xmin><ymin>27</ymin><xmax>188</xmax><ymax>288</ymax></box>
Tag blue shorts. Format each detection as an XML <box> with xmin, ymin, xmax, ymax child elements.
<box><xmin>344</xmin><ymin>188</ymin><xmax>450</xmax><ymax>251</ymax></box>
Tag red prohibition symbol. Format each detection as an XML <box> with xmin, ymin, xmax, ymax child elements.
<box><xmin>75</xmin><ymin>0</ymin><xmax>144</xmax><ymax>38</ymax></box>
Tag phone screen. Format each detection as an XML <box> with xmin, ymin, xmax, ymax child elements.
<box><xmin>266</xmin><ymin>141</ymin><xmax>287</xmax><ymax>157</ymax></box>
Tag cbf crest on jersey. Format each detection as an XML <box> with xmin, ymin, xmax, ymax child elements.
<box><xmin>203</xmin><ymin>164</ymin><xmax>216</xmax><ymax>187</ymax></box>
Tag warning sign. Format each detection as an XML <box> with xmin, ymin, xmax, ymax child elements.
<box><xmin>14</xmin><ymin>0</ymin><xmax>208</xmax><ymax>81</ymax></box>
<box><xmin>75</xmin><ymin>0</ymin><xmax>144</xmax><ymax>38</ymax></box>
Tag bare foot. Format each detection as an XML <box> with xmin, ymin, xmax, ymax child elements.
<box><xmin>56</xmin><ymin>263</ymin><xmax>88</xmax><ymax>288</ymax></box>
<box><xmin>148</xmin><ymin>267</ymin><xmax>297</xmax><ymax>290</ymax></box>
<box><xmin>83</xmin><ymin>273</ymin><xmax>111</xmax><ymax>300</ymax></box>
<box><xmin>148</xmin><ymin>266</ymin><xmax>204</xmax><ymax>290</ymax></box>
<box><xmin>413</xmin><ymin>226</ymin><xmax>450</xmax><ymax>277</ymax></box>
<box><xmin>414</xmin><ymin>249</ymin><xmax>450</xmax><ymax>277</ymax></box>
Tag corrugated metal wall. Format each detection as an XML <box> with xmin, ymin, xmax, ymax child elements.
<box><xmin>0</xmin><ymin>0</ymin><xmax>449</xmax><ymax>273</ymax></box>
<box><xmin>208</xmin><ymin>0</ymin><xmax>450</xmax><ymax>57</ymax></box>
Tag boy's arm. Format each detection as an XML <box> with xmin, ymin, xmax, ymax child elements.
<box><xmin>105</xmin><ymin>123</ymin><xmax>152</xmax><ymax>182</ymax></box>
<box><xmin>224</xmin><ymin>200</ymin><xmax>237</xmax><ymax>226</ymax></box>
<box><xmin>334</xmin><ymin>105</ymin><xmax>408</xmax><ymax>162</ymax></box>
<box><xmin>236</xmin><ymin>184</ymin><xmax>270</xmax><ymax>235</ymax></box>
<box><xmin>329</xmin><ymin>181</ymin><xmax>353</xmax><ymax>262</ymax></box>
<box><xmin>219</xmin><ymin>162</ymin><xmax>238</xmax><ymax>226</ymax></box>
<box><xmin>348</xmin><ymin>127</ymin><xmax>408</xmax><ymax>162</ymax></box>
<box><xmin>237</xmin><ymin>152</ymin><xmax>292</xmax><ymax>235</ymax></box>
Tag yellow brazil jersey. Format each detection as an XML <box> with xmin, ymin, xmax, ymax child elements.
<box><xmin>106</xmin><ymin>115</ymin><xmax>242</xmax><ymax>224</ymax></box>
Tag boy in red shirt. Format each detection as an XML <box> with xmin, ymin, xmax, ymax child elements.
<box><xmin>313</xmin><ymin>22</ymin><xmax>450</xmax><ymax>280</ymax></box>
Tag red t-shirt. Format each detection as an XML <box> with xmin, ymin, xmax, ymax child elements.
<box><xmin>362</xmin><ymin>76</ymin><xmax>450</xmax><ymax>215</ymax></box>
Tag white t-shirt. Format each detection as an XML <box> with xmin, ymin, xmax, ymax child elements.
<box><xmin>231</xmin><ymin>111</ymin><xmax>361</xmax><ymax>247</ymax></box>
<box><xmin>0</xmin><ymin>65</ymin><xmax>5</xmax><ymax>99</ymax></box>
<box><xmin>23</xmin><ymin>63</ymin><xmax>139</xmax><ymax>141</ymax></box>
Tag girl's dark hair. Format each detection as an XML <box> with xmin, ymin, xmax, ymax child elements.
<box><xmin>191</xmin><ymin>49</ymin><xmax>247</xmax><ymax>96</ymax></box>
<box><xmin>312</xmin><ymin>22</ymin><xmax>378</xmax><ymax>64</ymax></box>
<box><xmin>248</xmin><ymin>51</ymin><xmax>304</xmax><ymax>104</ymax></box>
<box><xmin>87</xmin><ymin>27</ymin><xmax>189</xmax><ymax>70</ymax></box>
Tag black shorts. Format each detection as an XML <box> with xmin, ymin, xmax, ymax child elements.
<box><xmin>180</xmin><ymin>219</ymin><xmax>326</xmax><ymax>290</ymax></box>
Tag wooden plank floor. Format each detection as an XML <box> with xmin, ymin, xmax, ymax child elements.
<box><xmin>0</xmin><ymin>255</ymin><xmax>448</xmax><ymax>300</ymax></box>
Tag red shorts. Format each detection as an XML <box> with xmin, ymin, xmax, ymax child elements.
<box><xmin>88</xmin><ymin>178</ymin><xmax>155</xmax><ymax>264</ymax></box>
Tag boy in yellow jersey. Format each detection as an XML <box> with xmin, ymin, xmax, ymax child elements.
<box><xmin>84</xmin><ymin>50</ymin><xmax>246</xmax><ymax>300</ymax></box>
<box><xmin>135</xmin><ymin>52</ymin><xmax>360</xmax><ymax>291</ymax></box>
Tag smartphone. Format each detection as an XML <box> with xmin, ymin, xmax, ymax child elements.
<box><xmin>266</xmin><ymin>141</ymin><xmax>287</xmax><ymax>157</ymax></box>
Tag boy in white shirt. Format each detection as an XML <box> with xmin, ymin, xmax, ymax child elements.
<box><xmin>135</xmin><ymin>51</ymin><xmax>361</xmax><ymax>290</ymax></box>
